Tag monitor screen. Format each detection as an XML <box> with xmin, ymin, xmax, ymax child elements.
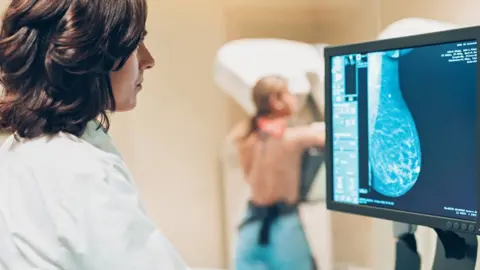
<box><xmin>329</xmin><ymin>38</ymin><xmax>478</xmax><ymax>223</ymax></box>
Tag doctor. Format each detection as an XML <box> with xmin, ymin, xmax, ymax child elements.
<box><xmin>0</xmin><ymin>0</ymin><xmax>189</xmax><ymax>270</ymax></box>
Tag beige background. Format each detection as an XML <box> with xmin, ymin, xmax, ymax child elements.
<box><xmin>115</xmin><ymin>0</ymin><xmax>478</xmax><ymax>268</ymax></box>
<box><xmin>1</xmin><ymin>0</ymin><xmax>480</xmax><ymax>269</ymax></box>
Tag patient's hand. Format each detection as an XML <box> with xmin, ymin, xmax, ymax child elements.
<box><xmin>310</xmin><ymin>122</ymin><xmax>325</xmax><ymax>133</ymax></box>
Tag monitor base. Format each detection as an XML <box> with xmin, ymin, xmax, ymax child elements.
<box><xmin>395</xmin><ymin>228</ymin><xmax>477</xmax><ymax>270</ymax></box>
<box><xmin>395</xmin><ymin>232</ymin><xmax>421</xmax><ymax>270</ymax></box>
<box><xmin>431</xmin><ymin>228</ymin><xmax>478</xmax><ymax>270</ymax></box>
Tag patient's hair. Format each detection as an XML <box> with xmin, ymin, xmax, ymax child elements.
<box><xmin>244</xmin><ymin>75</ymin><xmax>289</xmax><ymax>138</ymax></box>
<box><xmin>0</xmin><ymin>0</ymin><xmax>147</xmax><ymax>138</ymax></box>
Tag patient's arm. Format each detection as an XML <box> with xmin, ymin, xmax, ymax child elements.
<box><xmin>288</xmin><ymin>122</ymin><xmax>326</xmax><ymax>149</ymax></box>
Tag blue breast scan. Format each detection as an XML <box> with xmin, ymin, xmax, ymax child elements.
<box><xmin>331</xmin><ymin>40</ymin><xmax>478</xmax><ymax>221</ymax></box>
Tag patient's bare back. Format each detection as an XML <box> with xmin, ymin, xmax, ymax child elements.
<box><xmin>237</xmin><ymin>123</ymin><xmax>325</xmax><ymax>206</ymax></box>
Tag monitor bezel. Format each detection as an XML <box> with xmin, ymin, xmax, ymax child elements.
<box><xmin>324</xmin><ymin>25</ymin><xmax>480</xmax><ymax>234</ymax></box>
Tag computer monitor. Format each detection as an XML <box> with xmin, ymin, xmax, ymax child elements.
<box><xmin>325</xmin><ymin>26</ymin><xmax>480</xmax><ymax>234</ymax></box>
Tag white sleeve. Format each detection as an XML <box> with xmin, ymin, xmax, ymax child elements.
<box><xmin>55</xmin><ymin>160</ymin><xmax>189</xmax><ymax>270</ymax></box>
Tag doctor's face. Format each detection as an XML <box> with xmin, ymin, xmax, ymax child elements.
<box><xmin>110</xmin><ymin>42</ymin><xmax>155</xmax><ymax>112</ymax></box>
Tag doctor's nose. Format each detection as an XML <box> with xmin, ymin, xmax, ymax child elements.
<box><xmin>139</xmin><ymin>43</ymin><xmax>155</xmax><ymax>70</ymax></box>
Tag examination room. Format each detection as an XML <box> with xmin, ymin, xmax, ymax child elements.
<box><xmin>0</xmin><ymin>0</ymin><xmax>480</xmax><ymax>270</ymax></box>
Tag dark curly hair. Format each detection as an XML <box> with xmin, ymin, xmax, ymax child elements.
<box><xmin>0</xmin><ymin>0</ymin><xmax>147</xmax><ymax>138</ymax></box>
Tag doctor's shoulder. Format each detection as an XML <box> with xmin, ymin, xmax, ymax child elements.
<box><xmin>0</xmin><ymin>133</ymin><xmax>190</xmax><ymax>270</ymax></box>
<box><xmin>3</xmin><ymin>132</ymin><xmax>129</xmax><ymax>188</ymax></box>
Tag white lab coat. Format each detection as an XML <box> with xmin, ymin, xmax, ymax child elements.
<box><xmin>0</xmin><ymin>121</ymin><xmax>189</xmax><ymax>270</ymax></box>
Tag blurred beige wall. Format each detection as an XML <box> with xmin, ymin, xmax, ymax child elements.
<box><xmin>112</xmin><ymin>0</ymin><xmax>382</xmax><ymax>268</ymax></box>
<box><xmin>106</xmin><ymin>0</ymin><xmax>480</xmax><ymax>269</ymax></box>
<box><xmin>110</xmin><ymin>0</ymin><xmax>384</xmax><ymax>268</ymax></box>
<box><xmin>110</xmin><ymin>0</ymin><xmax>229</xmax><ymax>268</ymax></box>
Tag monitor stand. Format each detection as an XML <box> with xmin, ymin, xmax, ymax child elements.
<box><xmin>395</xmin><ymin>232</ymin><xmax>421</xmax><ymax>270</ymax></box>
<box><xmin>431</xmin><ymin>228</ymin><xmax>477</xmax><ymax>270</ymax></box>
<box><xmin>394</xmin><ymin>227</ymin><xmax>478</xmax><ymax>270</ymax></box>
<box><xmin>394</xmin><ymin>222</ymin><xmax>421</xmax><ymax>270</ymax></box>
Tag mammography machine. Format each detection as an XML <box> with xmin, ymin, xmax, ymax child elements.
<box><xmin>214</xmin><ymin>38</ymin><xmax>332</xmax><ymax>269</ymax></box>
<box><xmin>325</xmin><ymin>25</ymin><xmax>480</xmax><ymax>269</ymax></box>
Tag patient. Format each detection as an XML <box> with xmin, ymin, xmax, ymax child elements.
<box><xmin>234</xmin><ymin>75</ymin><xmax>325</xmax><ymax>270</ymax></box>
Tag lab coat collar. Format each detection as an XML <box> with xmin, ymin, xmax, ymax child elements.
<box><xmin>81</xmin><ymin>120</ymin><xmax>122</xmax><ymax>158</ymax></box>
<box><xmin>0</xmin><ymin>120</ymin><xmax>122</xmax><ymax>158</ymax></box>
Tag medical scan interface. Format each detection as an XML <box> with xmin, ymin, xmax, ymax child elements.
<box><xmin>331</xmin><ymin>40</ymin><xmax>478</xmax><ymax>221</ymax></box>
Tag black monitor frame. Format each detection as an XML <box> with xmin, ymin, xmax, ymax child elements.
<box><xmin>324</xmin><ymin>25</ymin><xmax>480</xmax><ymax>234</ymax></box>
